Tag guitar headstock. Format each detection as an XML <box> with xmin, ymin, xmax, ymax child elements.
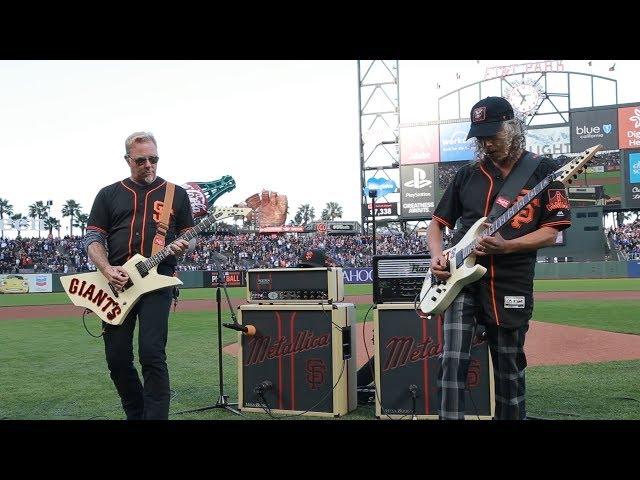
<box><xmin>553</xmin><ymin>144</ymin><xmax>603</xmax><ymax>186</ymax></box>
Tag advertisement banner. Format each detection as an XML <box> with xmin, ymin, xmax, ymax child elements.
<box><xmin>211</xmin><ymin>270</ymin><xmax>246</xmax><ymax>287</ymax></box>
<box><xmin>618</xmin><ymin>105</ymin><xmax>640</xmax><ymax>150</ymax></box>
<box><xmin>400</xmin><ymin>164</ymin><xmax>436</xmax><ymax>218</ymax></box>
<box><xmin>362</xmin><ymin>202</ymin><xmax>398</xmax><ymax>218</ymax></box>
<box><xmin>570</xmin><ymin>108</ymin><xmax>618</xmax><ymax>152</ymax></box>
<box><xmin>326</xmin><ymin>221</ymin><xmax>358</xmax><ymax>234</ymax></box>
<box><xmin>439</xmin><ymin>121</ymin><xmax>475</xmax><ymax>162</ymax></box>
<box><xmin>0</xmin><ymin>273</ymin><xmax>52</xmax><ymax>293</ymax></box>
<box><xmin>626</xmin><ymin>151</ymin><xmax>640</xmax><ymax>208</ymax></box>
<box><xmin>363</xmin><ymin>176</ymin><xmax>398</xmax><ymax>198</ymax></box>
<box><xmin>526</xmin><ymin>126</ymin><xmax>571</xmax><ymax>156</ymax></box>
<box><xmin>343</xmin><ymin>268</ymin><xmax>373</xmax><ymax>284</ymax></box>
<box><xmin>259</xmin><ymin>226</ymin><xmax>305</xmax><ymax>233</ymax></box>
<box><xmin>400</xmin><ymin>124</ymin><xmax>440</xmax><ymax>165</ymax></box>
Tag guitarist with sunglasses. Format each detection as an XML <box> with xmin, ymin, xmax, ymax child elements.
<box><xmin>427</xmin><ymin>98</ymin><xmax>571</xmax><ymax>420</ymax></box>
<box><xmin>83</xmin><ymin>131</ymin><xmax>194</xmax><ymax>420</ymax></box>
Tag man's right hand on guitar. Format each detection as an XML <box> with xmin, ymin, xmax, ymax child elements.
<box><xmin>103</xmin><ymin>266</ymin><xmax>129</xmax><ymax>291</ymax></box>
<box><xmin>430</xmin><ymin>254</ymin><xmax>451</xmax><ymax>280</ymax></box>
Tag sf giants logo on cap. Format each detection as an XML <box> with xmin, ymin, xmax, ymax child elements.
<box><xmin>472</xmin><ymin>106</ymin><xmax>486</xmax><ymax>123</ymax></box>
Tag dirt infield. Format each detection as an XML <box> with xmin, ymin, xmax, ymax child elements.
<box><xmin>3</xmin><ymin>291</ymin><xmax>638</xmax><ymax>367</ymax></box>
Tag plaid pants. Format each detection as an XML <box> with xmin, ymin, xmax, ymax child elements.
<box><xmin>439</xmin><ymin>287</ymin><xmax>529</xmax><ymax>420</ymax></box>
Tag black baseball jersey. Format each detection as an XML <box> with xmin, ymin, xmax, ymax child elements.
<box><xmin>87</xmin><ymin>177</ymin><xmax>194</xmax><ymax>270</ymax></box>
<box><xmin>432</xmin><ymin>152</ymin><xmax>571</xmax><ymax>328</ymax></box>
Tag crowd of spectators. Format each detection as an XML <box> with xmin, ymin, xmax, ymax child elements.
<box><xmin>0</xmin><ymin>232</ymin><xmax>454</xmax><ymax>273</ymax></box>
<box><xmin>177</xmin><ymin>232</ymin><xmax>444</xmax><ymax>271</ymax></box>
<box><xmin>0</xmin><ymin>236</ymin><xmax>91</xmax><ymax>274</ymax></box>
<box><xmin>608</xmin><ymin>219</ymin><xmax>640</xmax><ymax>259</ymax></box>
<box><xmin>5</xmin><ymin>219</ymin><xmax>639</xmax><ymax>273</ymax></box>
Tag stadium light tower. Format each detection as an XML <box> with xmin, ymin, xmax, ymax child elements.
<box><xmin>358</xmin><ymin>60</ymin><xmax>400</xmax><ymax>234</ymax></box>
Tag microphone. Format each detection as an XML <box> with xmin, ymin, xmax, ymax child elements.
<box><xmin>409</xmin><ymin>384</ymin><xmax>420</xmax><ymax>398</ymax></box>
<box><xmin>254</xmin><ymin>380</ymin><xmax>273</xmax><ymax>394</ymax></box>
<box><xmin>223</xmin><ymin>322</ymin><xmax>256</xmax><ymax>336</ymax></box>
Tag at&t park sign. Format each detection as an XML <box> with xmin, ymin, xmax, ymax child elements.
<box><xmin>484</xmin><ymin>61</ymin><xmax>565</xmax><ymax>80</ymax></box>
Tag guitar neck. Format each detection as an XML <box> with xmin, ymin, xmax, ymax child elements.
<box><xmin>142</xmin><ymin>213</ymin><xmax>219</xmax><ymax>270</ymax></box>
<box><xmin>461</xmin><ymin>175</ymin><xmax>553</xmax><ymax>260</ymax></box>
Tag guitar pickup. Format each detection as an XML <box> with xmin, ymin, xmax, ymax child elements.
<box><xmin>108</xmin><ymin>283</ymin><xmax>119</xmax><ymax>298</ymax></box>
<box><xmin>108</xmin><ymin>278</ymin><xmax>134</xmax><ymax>297</ymax></box>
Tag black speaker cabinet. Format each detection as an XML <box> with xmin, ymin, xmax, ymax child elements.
<box><xmin>374</xmin><ymin>304</ymin><xmax>495</xmax><ymax>420</ymax></box>
<box><xmin>237</xmin><ymin>303</ymin><xmax>357</xmax><ymax>417</ymax></box>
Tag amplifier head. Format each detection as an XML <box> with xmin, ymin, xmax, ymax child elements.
<box><xmin>373</xmin><ymin>254</ymin><xmax>430</xmax><ymax>304</ymax></box>
<box><xmin>246</xmin><ymin>267</ymin><xmax>344</xmax><ymax>304</ymax></box>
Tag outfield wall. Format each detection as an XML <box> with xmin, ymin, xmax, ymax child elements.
<box><xmin>32</xmin><ymin>261</ymin><xmax>640</xmax><ymax>293</ymax></box>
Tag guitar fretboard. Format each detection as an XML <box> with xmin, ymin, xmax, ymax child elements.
<box><xmin>141</xmin><ymin>211</ymin><xmax>229</xmax><ymax>271</ymax></box>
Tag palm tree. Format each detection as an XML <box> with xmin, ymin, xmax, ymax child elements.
<box><xmin>28</xmin><ymin>201</ymin><xmax>49</xmax><ymax>238</ymax></box>
<box><xmin>321</xmin><ymin>201</ymin><xmax>343</xmax><ymax>221</ymax></box>
<box><xmin>10</xmin><ymin>213</ymin><xmax>24</xmax><ymax>239</ymax></box>
<box><xmin>73</xmin><ymin>213</ymin><xmax>89</xmax><ymax>237</ymax></box>
<box><xmin>0</xmin><ymin>198</ymin><xmax>13</xmax><ymax>219</ymax></box>
<box><xmin>293</xmin><ymin>204</ymin><xmax>315</xmax><ymax>225</ymax></box>
<box><xmin>44</xmin><ymin>217</ymin><xmax>61</xmax><ymax>237</ymax></box>
<box><xmin>62</xmin><ymin>200</ymin><xmax>82</xmax><ymax>237</ymax></box>
<box><xmin>0</xmin><ymin>198</ymin><xmax>13</xmax><ymax>238</ymax></box>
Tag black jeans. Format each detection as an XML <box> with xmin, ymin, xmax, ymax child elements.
<box><xmin>102</xmin><ymin>286</ymin><xmax>173</xmax><ymax>420</ymax></box>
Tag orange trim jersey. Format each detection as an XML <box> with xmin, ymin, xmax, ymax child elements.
<box><xmin>433</xmin><ymin>152</ymin><xmax>571</xmax><ymax>328</ymax></box>
<box><xmin>86</xmin><ymin>177</ymin><xmax>195</xmax><ymax>269</ymax></box>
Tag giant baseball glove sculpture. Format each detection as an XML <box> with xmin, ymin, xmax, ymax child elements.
<box><xmin>241</xmin><ymin>190</ymin><xmax>288</xmax><ymax>227</ymax></box>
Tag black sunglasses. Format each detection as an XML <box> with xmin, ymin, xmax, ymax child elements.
<box><xmin>126</xmin><ymin>155</ymin><xmax>159</xmax><ymax>166</ymax></box>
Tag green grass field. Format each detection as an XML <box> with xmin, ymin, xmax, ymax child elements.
<box><xmin>574</xmin><ymin>170</ymin><xmax>622</xmax><ymax>199</ymax></box>
<box><xmin>0</xmin><ymin>283</ymin><xmax>375</xmax><ymax>307</ymax></box>
<box><xmin>1</xmin><ymin>279</ymin><xmax>638</xmax><ymax>307</ymax></box>
<box><xmin>1</xmin><ymin>279</ymin><xmax>638</xmax><ymax>420</ymax></box>
<box><xmin>1</xmin><ymin>307</ymin><xmax>638</xmax><ymax>420</ymax></box>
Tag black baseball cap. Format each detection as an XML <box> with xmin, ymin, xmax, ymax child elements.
<box><xmin>298</xmin><ymin>249</ymin><xmax>328</xmax><ymax>268</ymax></box>
<box><xmin>466</xmin><ymin>96</ymin><xmax>515</xmax><ymax>140</ymax></box>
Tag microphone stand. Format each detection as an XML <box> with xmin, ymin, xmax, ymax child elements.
<box><xmin>172</xmin><ymin>254</ymin><xmax>243</xmax><ymax>417</ymax></box>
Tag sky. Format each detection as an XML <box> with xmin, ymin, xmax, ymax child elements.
<box><xmin>1</xmin><ymin>59</ymin><xmax>639</xmax><ymax>237</ymax></box>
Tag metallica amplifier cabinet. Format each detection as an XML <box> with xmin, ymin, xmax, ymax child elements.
<box><xmin>246</xmin><ymin>267</ymin><xmax>344</xmax><ymax>304</ymax></box>
<box><xmin>237</xmin><ymin>303</ymin><xmax>357</xmax><ymax>417</ymax></box>
<box><xmin>372</xmin><ymin>254</ymin><xmax>430</xmax><ymax>304</ymax></box>
<box><xmin>374</xmin><ymin>304</ymin><xmax>494</xmax><ymax>420</ymax></box>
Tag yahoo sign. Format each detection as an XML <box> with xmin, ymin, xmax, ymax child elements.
<box><xmin>343</xmin><ymin>268</ymin><xmax>373</xmax><ymax>284</ymax></box>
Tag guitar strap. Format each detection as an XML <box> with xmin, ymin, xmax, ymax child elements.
<box><xmin>486</xmin><ymin>151</ymin><xmax>542</xmax><ymax>223</ymax></box>
<box><xmin>151</xmin><ymin>182</ymin><xmax>175</xmax><ymax>256</ymax></box>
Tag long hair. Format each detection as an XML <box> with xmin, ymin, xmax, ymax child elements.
<box><xmin>471</xmin><ymin>116</ymin><xmax>527</xmax><ymax>163</ymax></box>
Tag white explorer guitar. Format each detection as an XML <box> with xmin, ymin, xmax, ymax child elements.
<box><xmin>418</xmin><ymin>144</ymin><xmax>602</xmax><ymax>315</ymax></box>
<box><xmin>60</xmin><ymin>206</ymin><xmax>251</xmax><ymax>325</ymax></box>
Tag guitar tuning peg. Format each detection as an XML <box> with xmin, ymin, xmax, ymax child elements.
<box><xmin>568</xmin><ymin>179</ymin><xmax>572</xmax><ymax>184</ymax></box>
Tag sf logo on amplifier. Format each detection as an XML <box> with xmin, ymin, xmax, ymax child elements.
<box><xmin>466</xmin><ymin>359</ymin><xmax>481</xmax><ymax>388</ymax></box>
<box><xmin>305</xmin><ymin>359</ymin><xmax>326</xmax><ymax>390</ymax></box>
